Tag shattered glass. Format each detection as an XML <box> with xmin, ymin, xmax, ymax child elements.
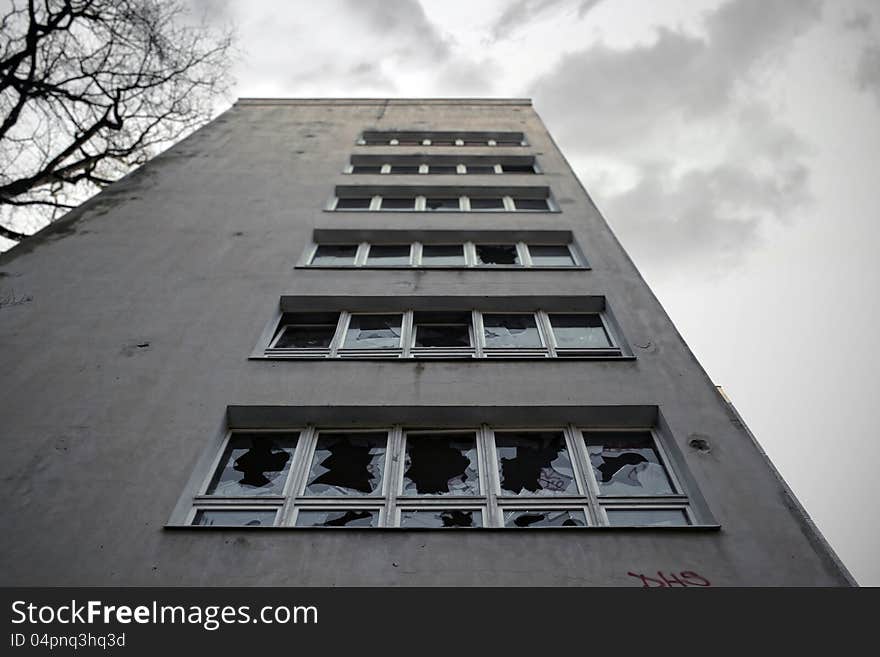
<box><xmin>475</xmin><ymin>244</ymin><xmax>519</xmax><ymax>266</ymax></box>
<box><xmin>295</xmin><ymin>509</ymin><xmax>379</xmax><ymax>527</ymax></box>
<box><xmin>193</xmin><ymin>510</ymin><xmax>277</xmax><ymax>527</ymax></box>
<box><xmin>605</xmin><ymin>509</ymin><xmax>689</xmax><ymax>527</ymax></box>
<box><xmin>584</xmin><ymin>432</ymin><xmax>674</xmax><ymax>496</ymax></box>
<box><xmin>549</xmin><ymin>314</ymin><xmax>611</xmax><ymax>349</ymax></box>
<box><xmin>495</xmin><ymin>431</ymin><xmax>578</xmax><ymax>496</ymax></box>
<box><xmin>402</xmin><ymin>433</ymin><xmax>479</xmax><ymax>495</ymax></box>
<box><xmin>305</xmin><ymin>433</ymin><xmax>387</xmax><ymax>496</ymax></box>
<box><xmin>425</xmin><ymin>198</ymin><xmax>460</xmax><ymax>211</ymax></box>
<box><xmin>414</xmin><ymin>324</ymin><xmax>471</xmax><ymax>348</ymax></box>
<box><xmin>399</xmin><ymin>509</ymin><xmax>482</xmax><ymax>528</ymax></box>
<box><xmin>503</xmin><ymin>509</ymin><xmax>587</xmax><ymax>528</ymax></box>
<box><xmin>482</xmin><ymin>314</ymin><xmax>542</xmax><ymax>348</ymax></box>
<box><xmin>206</xmin><ymin>432</ymin><xmax>298</xmax><ymax>496</ymax></box>
<box><xmin>343</xmin><ymin>315</ymin><xmax>402</xmax><ymax>349</ymax></box>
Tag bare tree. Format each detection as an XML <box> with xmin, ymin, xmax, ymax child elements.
<box><xmin>0</xmin><ymin>0</ymin><xmax>233</xmax><ymax>243</ymax></box>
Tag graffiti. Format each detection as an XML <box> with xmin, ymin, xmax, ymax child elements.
<box><xmin>627</xmin><ymin>570</ymin><xmax>711</xmax><ymax>587</ymax></box>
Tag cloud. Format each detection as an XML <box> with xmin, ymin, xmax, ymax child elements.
<box><xmin>489</xmin><ymin>0</ymin><xmax>601</xmax><ymax>41</ymax></box>
<box><xmin>526</xmin><ymin>0</ymin><xmax>821</xmax><ymax>276</ymax></box>
<box><xmin>343</xmin><ymin>0</ymin><xmax>451</xmax><ymax>61</ymax></box>
<box><xmin>856</xmin><ymin>45</ymin><xmax>880</xmax><ymax>102</ymax></box>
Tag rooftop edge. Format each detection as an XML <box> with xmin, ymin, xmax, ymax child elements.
<box><xmin>235</xmin><ymin>98</ymin><xmax>533</xmax><ymax>107</ymax></box>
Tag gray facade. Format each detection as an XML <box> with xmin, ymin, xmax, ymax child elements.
<box><xmin>0</xmin><ymin>98</ymin><xmax>853</xmax><ymax>586</ymax></box>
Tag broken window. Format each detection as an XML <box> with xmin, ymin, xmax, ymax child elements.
<box><xmin>475</xmin><ymin>244</ymin><xmax>520</xmax><ymax>266</ymax></box>
<box><xmin>425</xmin><ymin>197</ymin><xmax>461</xmax><ymax>211</ymax></box>
<box><xmin>335</xmin><ymin>197</ymin><xmax>372</xmax><ymax>210</ymax></box>
<box><xmin>584</xmin><ymin>431</ymin><xmax>674</xmax><ymax>496</ymax></box>
<box><xmin>295</xmin><ymin>509</ymin><xmax>379</xmax><ymax>527</ymax></box>
<box><xmin>482</xmin><ymin>314</ymin><xmax>542</xmax><ymax>348</ymax></box>
<box><xmin>311</xmin><ymin>244</ymin><xmax>358</xmax><ymax>266</ymax></box>
<box><xmin>421</xmin><ymin>244</ymin><xmax>465</xmax><ymax>266</ymax></box>
<box><xmin>343</xmin><ymin>314</ymin><xmax>402</xmax><ymax>349</ymax></box>
<box><xmin>402</xmin><ymin>432</ymin><xmax>479</xmax><ymax>495</ymax></box>
<box><xmin>399</xmin><ymin>510</ymin><xmax>482</xmax><ymax>528</ymax></box>
<box><xmin>379</xmin><ymin>197</ymin><xmax>416</xmax><ymax>210</ymax></box>
<box><xmin>206</xmin><ymin>432</ymin><xmax>299</xmax><ymax>496</ymax></box>
<box><xmin>469</xmin><ymin>197</ymin><xmax>505</xmax><ymax>210</ymax></box>
<box><xmin>527</xmin><ymin>244</ymin><xmax>575</xmax><ymax>267</ymax></box>
<box><xmin>548</xmin><ymin>314</ymin><xmax>612</xmax><ymax>349</ymax></box>
<box><xmin>193</xmin><ymin>510</ymin><xmax>277</xmax><ymax>527</ymax></box>
<box><xmin>605</xmin><ymin>509</ymin><xmax>689</xmax><ymax>527</ymax></box>
<box><xmin>365</xmin><ymin>244</ymin><xmax>411</xmax><ymax>266</ymax></box>
<box><xmin>495</xmin><ymin>431</ymin><xmax>578</xmax><ymax>496</ymax></box>
<box><xmin>513</xmin><ymin>198</ymin><xmax>550</xmax><ymax>211</ymax></box>
<box><xmin>412</xmin><ymin>313</ymin><xmax>472</xmax><ymax>348</ymax></box>
<box><xmin>272</xmin><ymin>313</ymin><xmax>339</xmax><ymax>349</ymax></box>
<box><xmin>305</xmin><ymin>432</ymin><xmax>387</xmax><ymax>496</ymax></box>
<box><xmin>503</xmin><ymin>509</ymin><xmax>587</xmax><ymax>528</ymax></box>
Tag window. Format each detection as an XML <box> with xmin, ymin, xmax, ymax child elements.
<box><xmin>463</xmin><ymin>165</ymin><xmax>495</xmax><ymax>174</ymax></box>
<box><xmin>389</xmin><ymin>165</ymin><xmax>420</xmax><ymax>174</ymax></box>
<box><xmin>264</xmin><ymin>308</ymin><xmax>622</xmax><ymax>359</ymax></box>
<box><xmin>475</xmin><ymin>244</ymin><xmax>521</xmax><ymax>266</ymax></box>
<box><xmin>348</xmin><ymin>159</ymin><xmax>537</xmax><ymax>175</ymax></box>
<box><xmin>351</xmin><ymin>165</ymin><xmax>383</xmax><ymax>174</ymax></box>
<box><xmin>303</xmin><ymin>240</ymin><xmax>581</xmax><ymax>269</ymax></box>
<box><xmin>334</xmin><ymin>197</ymin><xmax>372</xmax><ymax>210</ymax></box>
<box><xmin>527</xmin><ymin>244</ymin><xmax>574</xmax><ymax>267</ymax></box>
<box><xmin>420</xmin><ymin>244</ymin><xmax>466</xmax><ymax>266</ymax></box>
<box><xmin>185</xmin><ymin>424</ymin><xmax>699</xmax><ymax>528</ymax></box>
<box><xmin>342</xmin><ymin>314</ymin><xmax>403</xmax><ymax>351</ymax></box>
<box><xmin>365</xmin><ymin>244</ymin><xmax>411</xmax><ymax>266</ymax></box>
<box><xmin>426</xmin><ymin>165</ymin><xmax>458</xmax><ymax>174</ymax></box>
<box><xmin>500</xmin><ymin>163</ymin><xmax>536</xmax><ymax>174</ymax></box>
<box><xmin>310</xmin><ymin>244</ymin><xmax>358</xmax><ymax>266</ymax></box>
<box><xmin>269</xmin><ymin>313</ymin><xmax>340</xmax><ymax>356</ymax></box>
<box><xmin>359</xmin><ymin>131</ymin><xmax>526</xmax><ymax>147</ymax></box>
<box><xmin>331</xmin><ymin>190</ymin><xmax>553</xmax><ymax>212</ymax></box>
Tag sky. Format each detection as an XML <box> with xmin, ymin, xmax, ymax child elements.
<box><xmin>7</xmin><ymin>0</ymin><xmax>880</xmax><ymax>584</ymax></box>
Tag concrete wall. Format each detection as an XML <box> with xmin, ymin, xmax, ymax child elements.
<box><xmin>0</xmin><ymin>99</ymin><xmax>853</xmax><ymax>586</ymax></box>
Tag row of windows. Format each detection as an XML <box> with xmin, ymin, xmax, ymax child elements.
<box><xmin>347</xmin><ymin>162</ymin><xmax>537</xmax><ymax>175</ymax></box>
<box><xmin>358</xmin><ymin>136</ymin><xmax>526</xmax><ymax>147</ymax></box>
<box><xmin>306</xmin><ymin>242</ymin><xmax>580</xmax><ymax>268</ymax></box>
<box><xmin>332</xmin><ymin>195</ymin><xmax>552</xmax><ymax>212</ymax></box>
<box><xmin>189</xmin><ymin>425</ymin><xmax>694</xmax><ymax>528</ymax></box>
<box><xmin>265</xmin><ymin>310</ymin><xmax>622</xmax><ymax>359</ymax></box>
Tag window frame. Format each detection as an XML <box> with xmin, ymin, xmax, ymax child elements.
<box><xmin>180</xmin><ymin>423</ymin><xmax>702</xmax><ymax>528</ymax></box>
<box><xmin>330</xmin><ymin>193</ymin><xmax>557</xmax><ymax>212</ymax></box>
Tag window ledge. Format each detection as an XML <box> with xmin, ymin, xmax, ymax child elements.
<box><xmin>294</xmin><ymin>265</ymin><xmax>591</xmax><ymax>271</ymax></box>
<box><xmin>250</xmin><ymin>355</ymin><xmax>637</xmax><ymax>362</ymax></box>
<box><xmin>165</xmin><ymin>524</ymin><xmax>721</xmax><ymax>531</ymax></box>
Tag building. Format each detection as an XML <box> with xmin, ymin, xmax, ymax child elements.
<box><xmin>0</xmin><ymin>98</ymin><xmax>853</xmax><ymax>586</ymax></box>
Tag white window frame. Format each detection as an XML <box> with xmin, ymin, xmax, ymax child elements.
<box><xmin>187</xmin><ymin>424</ymin><xmax>697</xmax><ymax>528</ymax></box>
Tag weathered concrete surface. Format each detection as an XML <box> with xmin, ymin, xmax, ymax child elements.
<box><xmin>0</xmin><ymin>99</ymin><xmax>853</xmax><ymax>586</ymax></box>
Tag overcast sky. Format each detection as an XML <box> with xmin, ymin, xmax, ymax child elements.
<box><xmin>188</xmin><ymin>0</ymin><xmax>880</xmax><ymax>584</ymax></box>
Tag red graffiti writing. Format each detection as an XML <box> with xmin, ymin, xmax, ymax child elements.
<box><xmin>627</xmin><ymin>570</ymin><xmax>711</xmax><ymax>587</ymax></box>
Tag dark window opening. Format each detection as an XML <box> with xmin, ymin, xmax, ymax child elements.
<box><xmin>403</xmin><ymin>433</ymin><xmax>479</xmax><ymax>495</ymax></box>
<box><xmin>365</xmin><ymin>244</ymin><xmax>411</xmax><ymax>265</ymax></box>
<box><xmin>206</xmin><ymin>432</ymin><xmax>299</xmax><ymax>496</ymax></box>
<box><xmin>501</xmin><ymin>163</ymin><xmax>535</xmax><ymax>173</ymax></box>
<box><xmin>389</xmin><ymin>165</ymin><xmax>420</xmax><ymax>174</ymax></box>
<box><xmin>380</xmin><ymin>197</ymin><xmax>416</xmax><ymax>210</ymax></box>
<box><xmin>475</xmin><ymin>244</ymin><xmax>520</xmax><ymax>266</ymax></box>
<box><xmin>495</xmin><ymin>431</ymin><xmax>578</xmax><ymax>496</ymax></box>
<box><xmin>421</xmin><ymin>244</ymin><xmax>465</xmax><ymax>265</ymax></box>
<box><xmin>504</xmin><ymin>509</ymin><xmax>587</xmax><ymax>528</ymax></box>
<box><xmin>427</xmin><ymin>165</ymin><xmax>457</xmax><ymax>174</ymax></box>
<box><xmin>311</xmin><ymin>244</ymin><xmax>358</xmax><ymax>266</ymax></box>
<box><xmin>305</xmin><ymin>433</ymin><xmax>387</xmax><ymax>496</ymax></box>
<box><xmin>412</xmin><ymin>312</ymin><xmax>472</xmax><ymax>348</ymax></box>
<box><xmin>513</xmin><ymin>198</ymin><xmax>550</xmax><ymax>211</ymax></box>
<box><xmin>465</xmin><ymin>165</ymin><xmax>496</xmax><ymax>174</ymax></box>
<box><xmin>425</xmin><ymin>197</ymin><xmax>460</xmax><ymax>211</ymax></box>
<box><xmin>351</xmin><ymin>165</ymin><xmax>383</xmax><ymax>174</ymax></box>
<box><xmin>469</xmin><ymin>197</ymin><xmax>505</xmax><ymax>210</ymax></box>
<box><xmin>335</xmin><ymin>197</ymin><xmax>372</xmax><ymax>210</ymax></box>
